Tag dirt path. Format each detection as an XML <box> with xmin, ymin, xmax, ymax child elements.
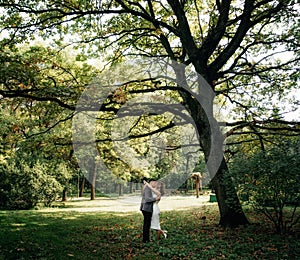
<box><xmin>43</xmin><ymin>194</ymin><xmax>216</xmax><ymax>213</ymax></box>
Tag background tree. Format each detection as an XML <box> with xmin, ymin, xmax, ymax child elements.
<box><xmin>0</xmin><ymin>45</ymin><xmax>98</xmax><ymax>204</ymax></box>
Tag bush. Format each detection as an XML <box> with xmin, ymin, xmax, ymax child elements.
<box><xmin>230</xmin><ymin>140</ymin><xmax>300</xmax><ymax>233</ymax></box>
<box><xmin>0</xmin><ymin>160</ymin><xmax>63</xmax><ymax>209</ymax></box>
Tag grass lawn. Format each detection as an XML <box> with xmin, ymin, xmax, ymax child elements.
<box><xmin>0</xmin><ymin>199</ymin><xmax>299</xmax><ymax>260</ymax></box>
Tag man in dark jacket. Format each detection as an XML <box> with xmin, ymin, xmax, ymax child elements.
<box><xmin>140</xmin><ymin>178</ymin><xmax>160</xmax><ymax>243</ymax></box>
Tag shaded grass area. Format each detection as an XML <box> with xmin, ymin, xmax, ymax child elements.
<box><xmin>0</xmin><ymin>205</ymin><xmax>299</xmax><ymax>259</ymax></box>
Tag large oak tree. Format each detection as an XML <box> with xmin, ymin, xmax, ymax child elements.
<box><xmin>0</xmin><ymin>0</ymin><xmax>299</xmax><ymax>227</ymax></box>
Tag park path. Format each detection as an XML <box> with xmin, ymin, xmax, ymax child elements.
<box><xmin>42</xmin><ymin>194</ymin><xmax>216</xmax><ymax>213</ymax></box>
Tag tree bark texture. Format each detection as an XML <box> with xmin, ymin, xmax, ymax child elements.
<box><xmin>179</xmin><ymin>80</ymin><xmax>249</xmax><ymax>227</ymax></box>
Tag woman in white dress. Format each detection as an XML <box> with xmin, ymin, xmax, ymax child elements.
<box><xmin>146</xmin><ymin>181</ymin><xmax>167</xmax><ymax>240</ymax></box>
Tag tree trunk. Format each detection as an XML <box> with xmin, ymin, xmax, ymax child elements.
<box><xmin>118</xmin><ymin>184</ymin><xmax>123</xmax><ymax>196</ymax></box>
<box><xmin>129</xmin><ymin>182</ymin><xmax>133</xmax><ymax>193</ymax></box>
<box><xmin>79</xmin><ymin>177</ymin><xmax>85</xmax><ymax>197</ymax></box>
<box><xmin>62</xmin><ymin>188</ymin><xmax>67</xmax><ymax>202</ymax></box>
<box><xmin>177</xmin><ymin>66</ymin><xmax>249</xmax><ymax>227</ymax></box>
<box><xmin>198</xmin><ymin>106</ymin><xmax>249</xmax><ymax>227</ymax></box>
<box><xmin>89</xmin><ymin>162</ymin><xmax>97</xmax><ymax>200</ymax></box>
<box><xmin>211</xmin><ymin>158</ymin><xmax>249</xmax><ymax>227</ymax></box>
<box><xmin>90</xmin><ymin>179</ymin><xmax>95</xmax><ymax>200</ymax></box>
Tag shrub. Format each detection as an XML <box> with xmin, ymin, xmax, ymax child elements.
<box><xmin>230</xmin><ymin>140</ymin><xmax>300</xmax><ymax>233</ymax></box>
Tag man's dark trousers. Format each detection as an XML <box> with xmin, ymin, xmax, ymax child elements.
<box><xmin>142</xmin><ymin>210</ymin><xmax>152</xmax><ymax>243</ymax></box>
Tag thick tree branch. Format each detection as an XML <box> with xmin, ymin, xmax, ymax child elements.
<box><xmin>209</xmin><ymin>0</ymin><xmax>255</xmax><ymax>74</ymax></box>
<box><xmin>200</xmin><ymin>0</ymin><xmax>231</xmax><ymax>62</ymax></box>
<box><xmin>0</xmin><ymin>90</ymin><xmax>75</xmax><ymax>110</ymax></box>
<box><xmin>166</xmin><ymin>0</ymin><xmax>198</xmax><ymax>60</ymax></box>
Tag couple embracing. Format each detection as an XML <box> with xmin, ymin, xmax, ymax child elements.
<box><xmin>140</xmin><ymin>178</ymin><xmax>167</xmax><ymax>243</ymax></box>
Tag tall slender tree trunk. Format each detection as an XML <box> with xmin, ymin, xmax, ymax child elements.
<box><xmin>129</xmin><ymin>182</ymin><xmax>134</xmax><ymax>193</ymax></box>
<box><xmin>89</xmin><ymin>161</ymin><xmax>96</xmax><ymax>200</ymax></box>
<box><xmin>62</xmin><ymin>188</ymin><xmax>67</xmax><ymax>202</ymax></box>
<box><xmin>90</xmin><ymin>178</ymin><xmax>96</xmax><ymax>200</ymax></box>
<box><xmin>79</xmin><ymin>177</ymin><xmax>85</xmax><ymax>197</ymax></box>
<box><xmin>118</xmin><ymin>184</ymin><xmax>123</xmax><ymax>196</ymax></box>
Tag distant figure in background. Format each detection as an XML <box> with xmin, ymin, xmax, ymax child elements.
<box><xmin>191</xmin><ymin>172</ymin><xmax>202</xmax><ymax>198</ymax></box>
<box><xmin>145</xmin><ymin>180</ymin><xmax>167</xmax><ymax>240</ymax></box>
<box><xmin>140</xmin><ymin>178</ymin><xmax>160</xmax><ymax>243</ymax></box>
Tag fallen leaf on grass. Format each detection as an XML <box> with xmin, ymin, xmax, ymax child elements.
<box><xmin>266</xmin><ymin>247</ymin><xmax>278</xmax><ymax>252</ymax></box>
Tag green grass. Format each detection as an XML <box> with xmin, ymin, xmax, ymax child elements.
<box><xmin>0</xmin><ymin>203</ymin><xmax>299</xmax><ymax>259</ymax></box>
